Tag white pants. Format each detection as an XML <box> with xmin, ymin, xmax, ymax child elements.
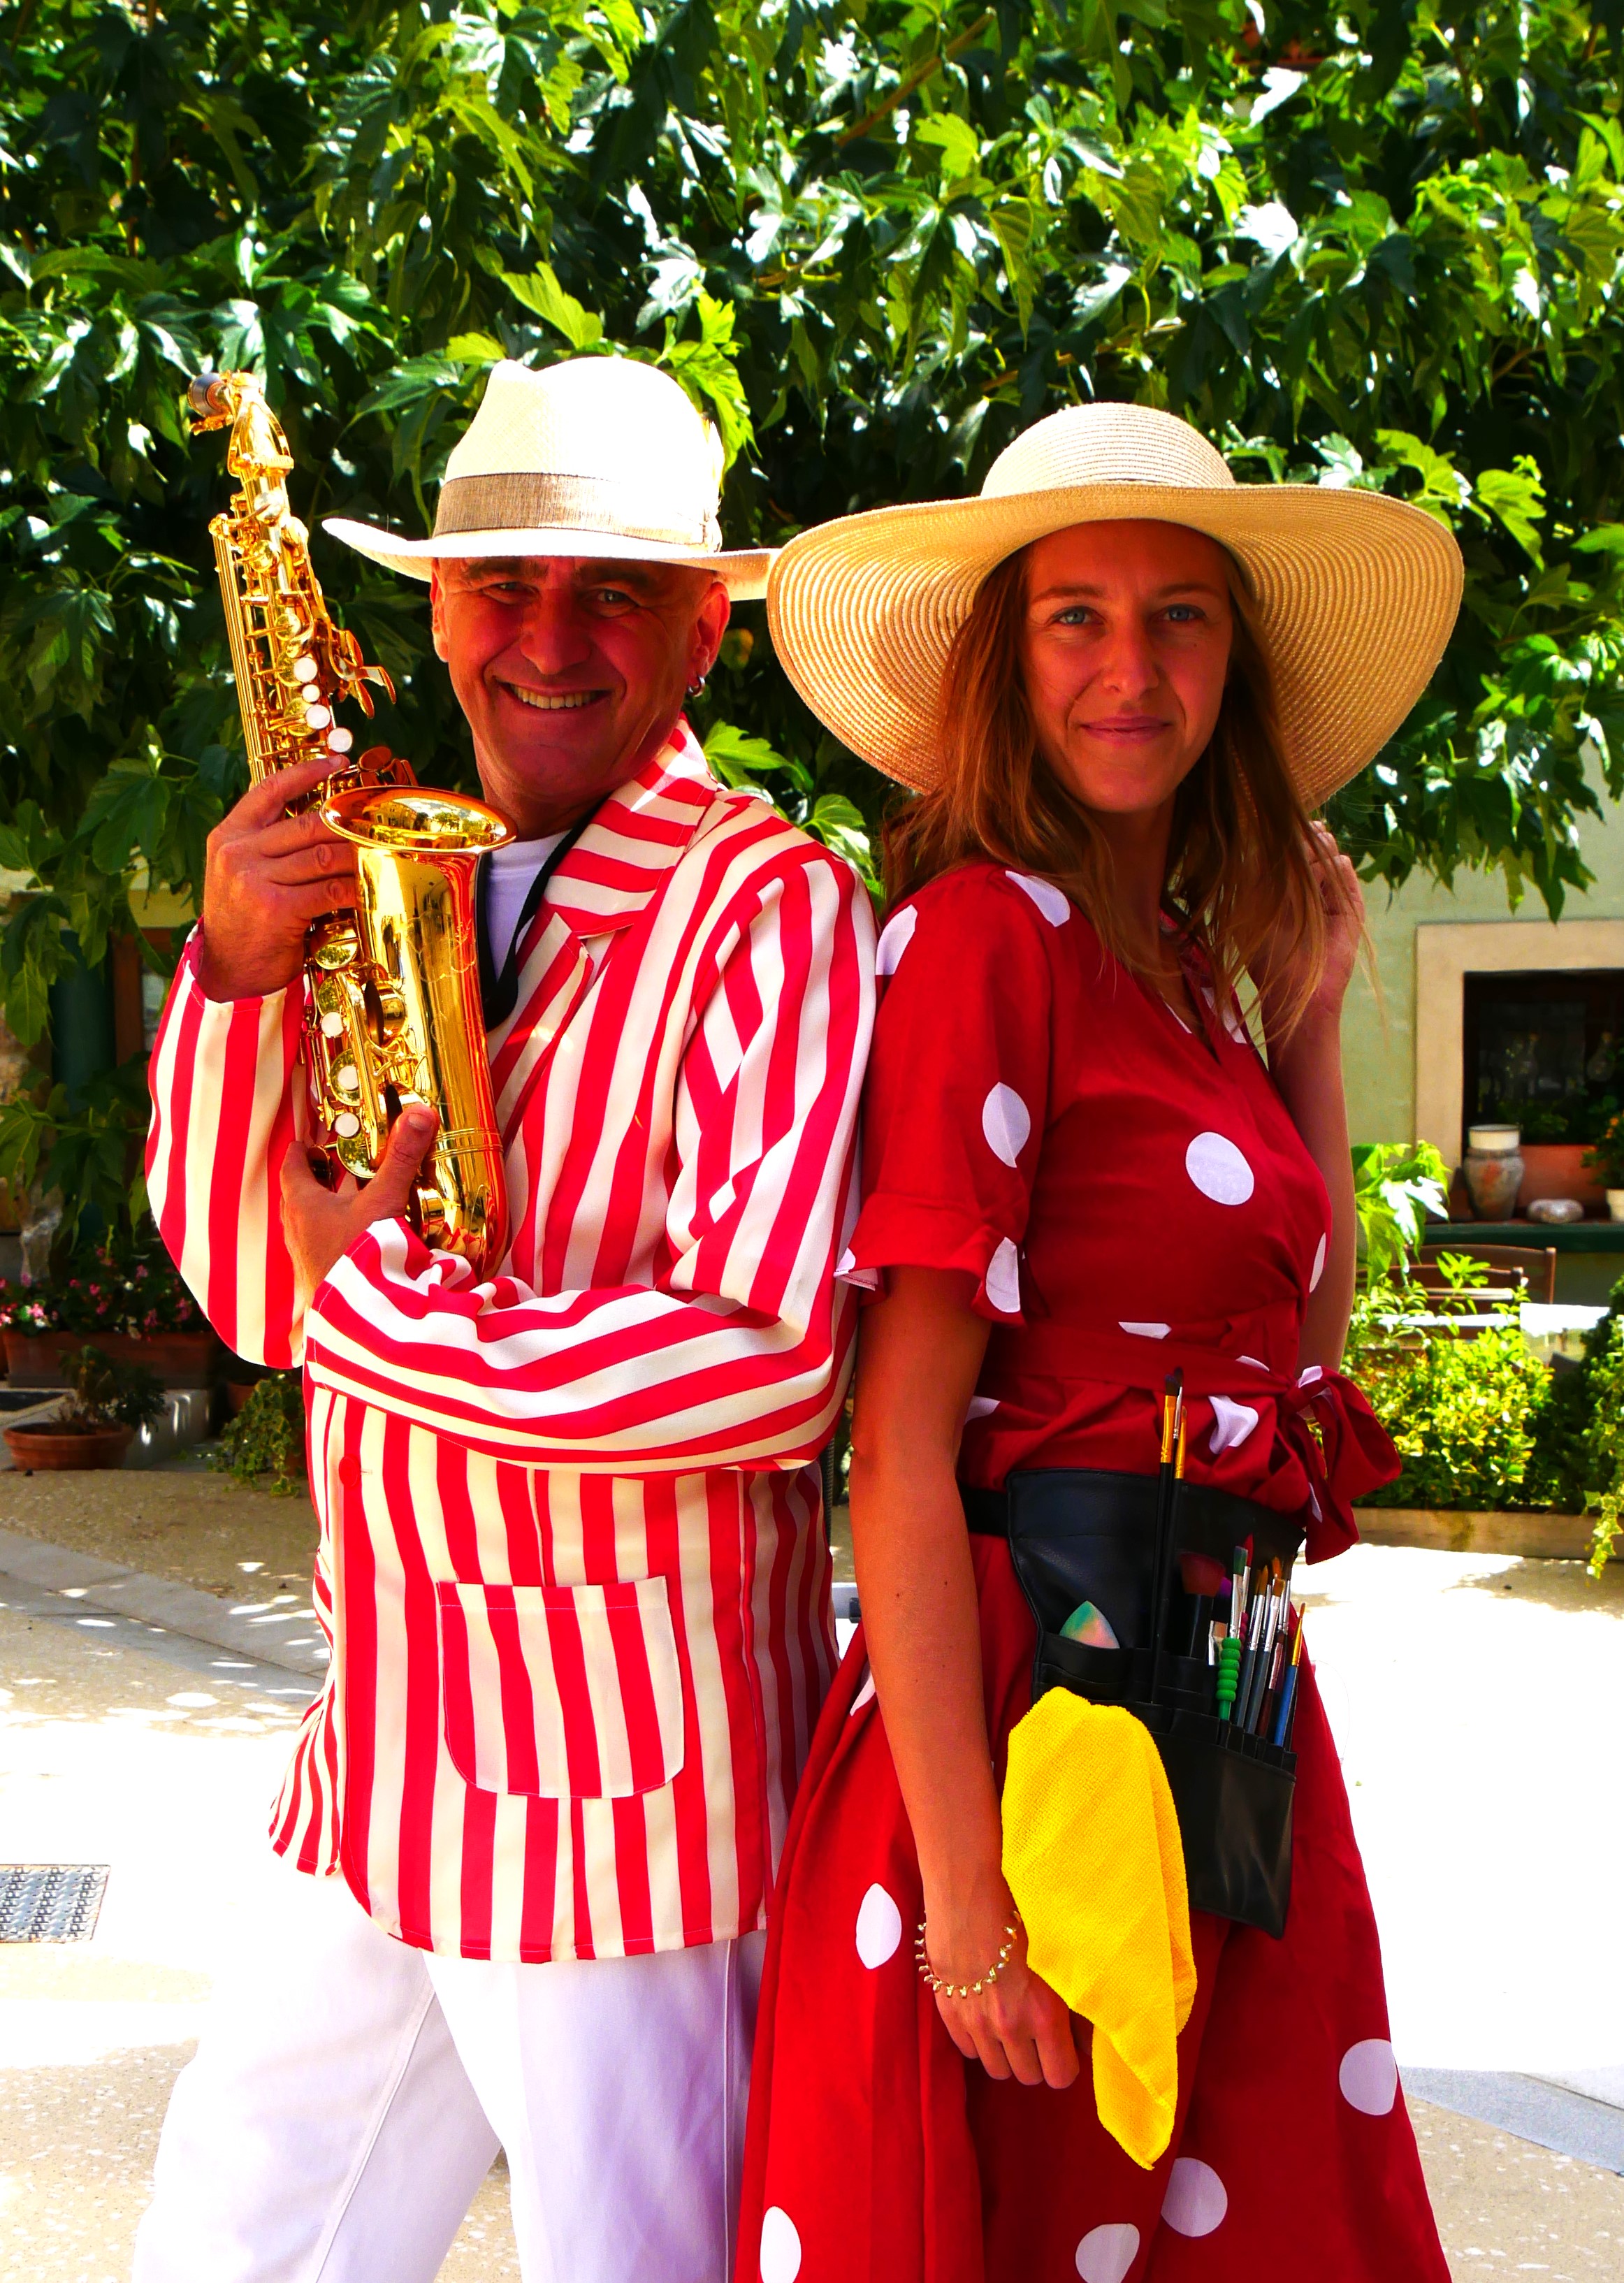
<box><xmin>132</xmin><ymin>1858</ymin><xmax>763</xmax><ymax>2283</ymax></box>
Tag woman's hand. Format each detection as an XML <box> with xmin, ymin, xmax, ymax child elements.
<box><xmin>1254</xmin><ymin>822</ymin><xmax>1365</xmax><ymax>1041</ymax></box>
<box><xmin>922</xmin><ymin>1879</ymin><xmax>1080</xmax><ymax>2089</ymax></box>
<box><xmin>852</xmin><ymin>1270</ymin><xmax>1078</xmax><ymax>2090</ymax></box>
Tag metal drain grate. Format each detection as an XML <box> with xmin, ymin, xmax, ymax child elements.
<box><xmin>0</xmin><ymin>1864</ymin><xmax>109</xmax><ymax>1942</ymax></box>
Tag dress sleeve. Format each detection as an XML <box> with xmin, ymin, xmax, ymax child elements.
<box><xmin>846</xmin><ymin>867</ymin><xmax>1055</xmax><ymax>1325</ymax></box>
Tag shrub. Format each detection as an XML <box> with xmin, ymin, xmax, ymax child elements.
<box><xmin>1357</xmin><ymin>1321</ymin><xmax>1553</xmax><ymax>1512</ymax></box>
<box><xmin>210</xmin><ymin>1375</ymin><xmax>307</xmax><ymax>1495</ymax></box>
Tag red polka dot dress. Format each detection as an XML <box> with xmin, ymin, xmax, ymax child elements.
<box><xmin>736</xmin><ymin>863</ymin><xmax>1447</xmax><ymax>2283</ymax></box>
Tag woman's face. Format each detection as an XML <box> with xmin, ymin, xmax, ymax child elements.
<box><xmin>1017</xmin><ymin>519</ymin><xmax>1234</xmax><ymax>818</ymax></box>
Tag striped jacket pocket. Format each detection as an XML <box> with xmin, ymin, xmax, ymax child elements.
<box><xmin>435</xmin><ymin>1579</ymin><xmax>686</xmax><ymax>1799</ymax></box>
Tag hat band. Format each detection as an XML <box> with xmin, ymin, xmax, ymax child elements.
<box><xmin>435</xmin><ymin>472</ymin><xmax>722</xmax><ymax>552</ymax></box>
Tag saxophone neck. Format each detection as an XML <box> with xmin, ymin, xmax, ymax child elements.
<box><xmin>189</xmin><ymin>370</ymin><xmax>295</xmax><ymax>479</ymax></box>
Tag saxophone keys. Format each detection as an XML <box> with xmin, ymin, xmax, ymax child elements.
<box><xmin>307</xmin><ymin>920</ymin><xmax>359</xmax><ymax>971</ymax></box>
<box><xmin>412</xmin><ymin>1183</ymin><xmax>447</xmax><ymax>1247</ymax></box>
<box><xmin>363</xmin><ymin>980</ymin><xmax>407</xmax><ymax>1044</ymax></box>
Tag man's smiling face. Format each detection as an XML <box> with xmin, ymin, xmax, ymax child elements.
<box><xmin>430</xmin><ymin>555</ymin><xmax>730</xmax><ymax>835</ymax></box>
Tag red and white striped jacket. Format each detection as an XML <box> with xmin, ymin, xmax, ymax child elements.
<box><xmin>146</xmin><ymin>727</ymin><xmax>875</xmax><ymax>1962</ymax></box>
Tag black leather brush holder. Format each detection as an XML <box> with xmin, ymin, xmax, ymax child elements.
<box><xmin>964</xmin><ymin>1470</ymin><xmax>1300</xmax><ymax>1939</ymax></box>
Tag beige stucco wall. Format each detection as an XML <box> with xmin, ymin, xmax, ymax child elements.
<box><xmin>1343</xmin><ymin>787</ymin><xmax>1624</xmax><ymax>1152</ymax></box>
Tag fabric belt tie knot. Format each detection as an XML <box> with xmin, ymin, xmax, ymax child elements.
<box><xmin>995</xmin><ymin>1324</ymin><xmax>1400</xmax><ymax>1561</ymax></box>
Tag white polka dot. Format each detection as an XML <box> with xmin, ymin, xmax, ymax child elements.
<box><xmin>1161</xmin><ymin>2157</ymin><xmax>1227</xmax><ymax>2238</ymax></box>
<box><xmin>1310</xmin><ymin>1232</ymin><xmax>1328</xmax><ymax>1291</ymax></box>
<box><xmin>1339</xmin><ymin>2038</ymin><xmax>1398</xmax><ymax>2116</ymax></box>
<box><xmin>1237</xmin><ymin>1354</ymin><xmax>1268</xmax><ymax>1372</ymax></box>
<box><xmin>1006</xmin><ymin>871</ymin><xmax>1071</xmax><ymax>925</ymax></box>
<box><xmin>850</xmin><ymin>1668</ymin><xmax>876</xmax><ymax>1713</ymax></box>
<box><xmin>984</xmin><ymin>1239</ymin><xmax>1021</xmax><ymax>1315</ymax></box>
<box><xmin>1298</xmin><ymin>1363</ymin><xmax>1324</xmax><ymax>1387</ymax></box>
<box><xmin>981</xmin><ymin>1083</ymin><xmax>1031</xmax><ymax>1168</ymax></box>
<box><xmin>1075</xmin><ymin>2222</ymin><xmax>1141</xmax><ymax>2283</ymax></box>
<box><xmin>835</xmin><ymin>1247</ymin><xmax>857</xmax><ymax>1276</ymax></box>
<box><xmin>1184</xmin><ymin>1132</ymin><xmax>1254</xmax><ymax>1206</ymax></box>
<box><xmin>876</xmin><ymin>906</ymin><xmax>917</xmax><ymax>976</ymax></box>
<box><xmin>1208</xmin><ymin>1394</ymin><xmax>1259</xmax><ymax>1455</ymax></box>
<box><xmin>855</xmin><ymin>1883</ymin><xmax>904</xmax><ymax>1969</ymax></box>
<box><xmin>1119</xmin><ymin>1320</ymin><xmax>1170</xmax><ymax>1339</ymax></box>
<box><xmin>760</xmin><ymin>2207</ymin><xmax>802</xmax><ymax>2283</ymax></box>
<box><xmin>965</xmin><ymin>1394</ymin><xmax>1000</xmax><ymax>1421</ymax></box>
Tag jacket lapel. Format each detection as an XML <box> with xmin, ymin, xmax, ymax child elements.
<box><xmin>486</xmin><ymin>723</ymin><xmax>723</xmax><ymax>1139</ymax></box>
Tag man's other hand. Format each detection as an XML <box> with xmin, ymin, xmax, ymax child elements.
<box><xmin>197</xmin><ymin>760</ymin><xmax>358</xmax><ymax>1001</ymax></box>
<box><xmin>281</xmin><ymin>1107</ymin><xmax>440</xmax><ymax>1305</ymax></box>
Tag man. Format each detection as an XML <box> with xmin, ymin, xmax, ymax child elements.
<box><xmin>136</xmin><ymin>355</ymin><xmax>875</xmax><ymax>2282</ymax></box>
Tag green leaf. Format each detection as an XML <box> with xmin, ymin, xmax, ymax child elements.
<box><xmin>1475</xmin><ymin>459</ymin><xmax>1549</xmax><ymax>567</ymax></box>
<box><xmin>501</xmin><ymin>266</ymin><xmax>605</xmax><ymax>350</ymax></box>
<box><xmin>703</xmin><ymin>720</ymin><xmax>790</xmax><ymax>786</ymax></box>
<box><xmin>914</xmin><ymin>113</ymin><xmax>982</xmax><ymax>189</ymax></box>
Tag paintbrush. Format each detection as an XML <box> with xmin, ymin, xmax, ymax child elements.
<box><xmin>1148</xmin><ymin>1370</ymin><xmax>1184</xmax><ymax>1693</ymax></box>
<box><xmin>1270</xmin><ymin>1610</ymin><xmax>1305</xmax><ymax>1746</ymax></box>
<box><xmin>1256</xmin><ymin>1574</ymin><xmax>1293</xmax><ymax>1737</ymax></box>
<box><xmin>1235</xmin><ymin>1562</ymin><xmax>1281</xmax><ymax>1735</ymax></box>
<box><xmin>1181</xmin><ymin>1551</ymin><xmax>1228</xmax><ymax>1658</ymax></box>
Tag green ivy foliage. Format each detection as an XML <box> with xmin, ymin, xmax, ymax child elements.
<box><xmin>6</xmin><ymin>0</ymin><xmax>1624</xmax><ymax>1238</ymax></box>
<box><xmin>210</xmin><ymin>1370</ymin><xmax>309</xmax><ymax>1493</ymax></box>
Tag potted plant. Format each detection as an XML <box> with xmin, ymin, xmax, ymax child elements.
<box><xmin>0</xmin><ymin>1243</ymin><xmax>216</xmax><ymax>1387</ymax></box>
<box><xmin>3</xmin><ymin>1343</ymin><xmax>166</xmax><ymax>1472</ymax></box>
<box><xmin>1583</xmin><ymin>1112</ymin><xmax>1624</xmax><ymax>1222</ymax></box>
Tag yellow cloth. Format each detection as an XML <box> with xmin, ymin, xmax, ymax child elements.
<box><xmin>1001</xmin><ymin>1693</ymin><xmax>1196</xmax><ymax>2170</ymax></box>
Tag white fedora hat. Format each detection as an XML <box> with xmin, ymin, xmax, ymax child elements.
<box><xmin>325</xmin><ymin>356</ymin><xmax>774</xmax><ymax>600</ymax></box>
<box><xmin>767</xmin><ymin>401</ymin><xmax>1463</xmax><ymax>806</ymax></box>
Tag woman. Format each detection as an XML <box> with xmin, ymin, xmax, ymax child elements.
<box><xmin>735</xmin><ymin>404</ymin><xmax>1461</xmax><ymax>2282</ymax></box>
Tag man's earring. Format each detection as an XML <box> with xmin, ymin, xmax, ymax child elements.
<box><xmin>687</xmin><ymin>674</ymin><xmax>706</xmax><ymax>696</ymax></box>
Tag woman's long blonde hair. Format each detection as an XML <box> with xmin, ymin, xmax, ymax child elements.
<box><xmin>885</xmin><ymin>540</ymin><xmax>1330</xmax><ymax>1036</ymax></box>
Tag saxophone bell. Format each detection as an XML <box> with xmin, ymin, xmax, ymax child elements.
<box><xmin>320</xmin><ymin>785</ymin><xmax>514</xmax><ymax>1279</ymax></box>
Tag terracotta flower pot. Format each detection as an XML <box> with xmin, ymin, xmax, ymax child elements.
<box><xmin>1516</xmin><ymin>1143</ymin><xmax>1607</xmax><ymax>1215</ymax></box>
<box><xmin>2</xmin><ymin>1328</ymin><xmax>217</xmax><ymax>1388</ymax></box>
<box><xmin>3</xmin><ymin>1422</ymin><xmax>132</xmax><ymax>1471</ymax></box>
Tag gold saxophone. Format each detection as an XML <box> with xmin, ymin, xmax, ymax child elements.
<box><xmin>189</xmin><ymin>370</ymin><xmax>514</xmax><ymax>1279</ymax></box>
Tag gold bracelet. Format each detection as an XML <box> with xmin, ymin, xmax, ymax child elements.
<box><xmin>915</xmin><ymin>1913</ymin><xmax>1021</xmax><ymax>2000</ymax></box>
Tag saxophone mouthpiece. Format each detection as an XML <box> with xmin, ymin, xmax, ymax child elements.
<box><xmin>187</xmin><ymin>371</ymin><xmax>233</xmax><ymax>430</ymax></box>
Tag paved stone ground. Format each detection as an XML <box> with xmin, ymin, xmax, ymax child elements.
<box><xmin>0</xmin><ymin>1455</ymin><xmax>319</xmax><ymax>1604</ymax></box>
<box><xmin>0</xmin><ymin>1560</ymin><xmax>514</xmax><ymax>2280</ymax></box>
<box><xmin>1408</xmin><ymin>2101</ymin><xmax>1624</xmax><ymax>2275</ymax></box>
<box><xmin>3</xmin><ymin>1481</ymin><xmax>1623</xmax><ymax>2277</ymax></box>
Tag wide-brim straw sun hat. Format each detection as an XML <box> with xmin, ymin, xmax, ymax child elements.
<box><xmin>767</xmin><ymin>402</ymin><xmax>1463</xmax><ymax>805</ymax></box>
<box><xmin>326</xmin><ymin>356</ymin><xmax>774</xmax><ymax>600</ymax></box>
